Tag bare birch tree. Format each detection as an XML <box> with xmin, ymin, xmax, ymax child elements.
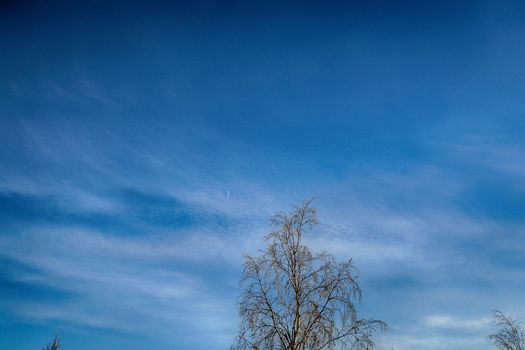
<box><xmin>489</xmin><ymin>310</ymin><xmax>524</xmax><ymax>350</ymax></box>
<box><xmin>232</xmin><ymin>199</ymin><xmax>387</xmax><ymax>350</ymax></box>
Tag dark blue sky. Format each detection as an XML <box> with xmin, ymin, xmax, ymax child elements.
<box><xmin>2</xmin><ymin>1</ymin><xmax>525</xmax><ymax>349</ymax></box>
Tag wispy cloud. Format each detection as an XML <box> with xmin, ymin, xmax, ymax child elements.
<box><xmin>423</xmin><ymin>314</ymin><xmax>491</xmax><ymax>330</ymax></box>
<box><xmin>3</xmin><ymin>118</ymin><xmax>525</xmax><ymax>349</ymax></box>
<box><xmin>0</xmin><ymin>225</ymin><xmax>240</xmax><ymax>346</ymax></box>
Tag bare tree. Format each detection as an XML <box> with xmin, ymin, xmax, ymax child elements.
<box><xmin>488</xmin><ymin>310</ymin><xmax>524</xmax><ymax>350</ymax></box>
<box><xmin>232</xmin><ymin>199</ymin><xmax>387</xmax><ymax>350</ymax></box>
<box><xmin>42</xmin><ymin>335</ymin><xmax>60</xmax><ymax>350</ymax></box>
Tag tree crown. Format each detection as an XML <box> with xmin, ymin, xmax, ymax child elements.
<box><xmin>233</xmin><ymin>199</ymin><xmax>386</xmax><ymax>350</ymax></box>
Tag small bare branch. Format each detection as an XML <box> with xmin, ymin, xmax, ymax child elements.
<box><xmin>42</xmin><ymin>335</ymin><xmax>60</xmax><ymax>350</ymax></box>
<box><xmin>489</xmin><ymin>310</ymin><xmax>524</xmax><ymax>350</ymax></box>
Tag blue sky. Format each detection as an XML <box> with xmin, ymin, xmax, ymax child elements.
<box><xmin>1</xmin><ymin>1</ymin><xmax>525</xmax><ymax>349</ymax></box>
